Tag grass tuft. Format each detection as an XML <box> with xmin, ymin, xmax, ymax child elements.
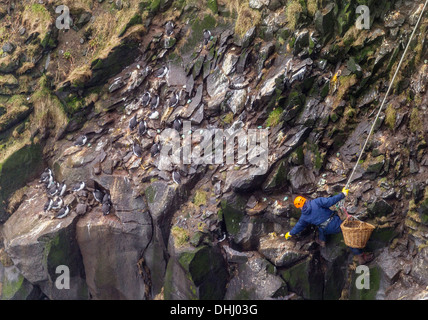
<box><xmin>226</xmin><ymin>0</ymin><xmax>261</xmax><ymax>37</ymax></box>
<box><xmin>266</xmin><ymin>107</ymin><xmax>283</xmax><ymax>127</ymax></box>
<box><xmin>286</xmin><ymin>0</ymin><xmax>304</xmax><ymax>31</ymax></box>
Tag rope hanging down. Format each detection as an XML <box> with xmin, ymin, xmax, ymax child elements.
<box><xmin>344</xmin><ymin>0</ymin><xmax>428</xmax><ymax>190</ymax></box>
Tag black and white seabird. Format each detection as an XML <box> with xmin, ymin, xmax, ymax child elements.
<box><xmin>72</xmin><ymin>181</ymin><xmax>85</xmax><ymax>192</ymax></box>
<box><xmin>150</xmin><ymin>143</ymin><xmax>161</xmax><ymax>157</ymax></box>
<box><xmin>74</xmin><ymin>135</ymin><xmax>88</xmax><ymax>147</ymax></box>
<box><xmin>140</xmin><ymin>92</ymin><xmax>151</xmax><ymax>107</ymax></box>
<box><xmin>40</xmin><ymin>168</ymin><xmax>52</xmax><ymax>183</ymax></box>
<box><xmin>138</xmin><ymin>120</ymin><xmax>147</xmax><ymax>137</ymax></box>
<box><xmin>45</xmin><ymin>174</ymin><xmax>55</xmax><ymax>189</ymax></box>
<box><xmin>102</xmin><ymin>193</ymin><xmax>111</xmax><ymax>205</ymax></box>
<box><xmin>165</xmin><ymin>21</ymin><xmax>174</xmax><ymax>36</ymax></box>
<box><xmin>93</xmin><ymin>189</ymin><xmax>104</xmax><ymax>203</ymax></box>
<box><xmin>56</xmin><ymin>206</ymin><xmax>70</xmax><ymax>219</ymax></box>
<box><xmin>219</xmin><ymin>233</ymin><xmax>227</xmax><ymax>242</ymax></box>
<box><xmin>51</xmin><ymin>197</ymin><xmax>64</xmax><ymax>210</ymax></box>
<box><xmin>40</xmin><ymin>174</ymin><xmax>49</xmax><ymax>183</ymax></box>
<box><xmin>102</xmin><ymin>202</ymin><xmax>111</xmax><ymax>216</ymax></box>
<box><xmin>173</xmin><ymin>118</ymin><xmax>182</xmax><ymax>132</ymax></box>
<box><xmin>150</xmin><ymin>94</ymin><xmax>159</xmax><ymax>110</ymax></box>
<box><xmin>48</xmin><ymin>184</ymin><xmax>58</xmax><ymax>197</ymax></box>
<box><xmin>44</xmin><ymin>199</ymin><xmax>53</xmax><ymax>212</ymax></box>
<box><xmin>153</xmin><ymin>66</ymin><xmax>168</xmax><ymax>78</ymax></box>
<box><xmin>58</xmin><ymin>181</ymin><xmax>67</xmax><ymax>197</ymax></box>
<box><xmin>203</xmin><ymin>29</ymin><xmax>212</xmax><ymax>45</ymax></box>
<box><xmin>172</xmin><ymin>171</ymin><xmax>181</xmax><ymax>185</ymax></box>
<box><xmin>133</xmin><ymin>142</ymin><xmax>143</xmax><ymax>158</ymax></box>
<box><xmin>129</xmin><ymin>114</ymin><xmax>138</xmax><ymax>131</ymax></box>
<box><xmin>168</xmin><ymin>92</ymin><xmax>179</xmax><ymax>108</ymax></box>
<box><xmin>101</xmin><ymin>193</ymin><xmax>112</xmax><ymax>215</ymax></box>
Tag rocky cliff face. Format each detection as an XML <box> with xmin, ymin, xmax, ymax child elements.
<box><xmin>0</xmin><ymin>0</ymin><xmax>427</xmax><ymax>300</ymax></box>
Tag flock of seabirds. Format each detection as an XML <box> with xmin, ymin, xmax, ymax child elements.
<box><xmin>40</xmin><ymin>168</ymin><xmax>112</xmax><ymax>219</ymax></box>
<box><xmin>40</xmin><ymin>24</ymin><xmax>213</xmax><ymax>219</ymax></box>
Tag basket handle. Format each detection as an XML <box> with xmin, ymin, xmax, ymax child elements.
<box><xmin>338</xmin><ymin>200</ymin><xmax>364</xmax><ymax>222</ymax></box>
<box><xmin>341</xmin><ymin>205</ymin><xmax>351</xmax><ymax>219</ymax></box>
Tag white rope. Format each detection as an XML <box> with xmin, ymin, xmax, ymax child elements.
<box><xmin>345</xmin><ymin>0</ymin><xmax>428</xmax><ymax>190</ymax></box>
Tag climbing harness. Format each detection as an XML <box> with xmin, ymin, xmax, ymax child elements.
<box><xmin>344</xmin><ymin>0</ymin><xmax>428</xmax><ymax>192</ymax></box>
<box><xmin>318</xmin><ymin>211</ymin><xmax>337</xmax><ymax>229</ymax></box>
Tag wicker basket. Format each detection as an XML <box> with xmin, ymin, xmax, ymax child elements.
<box><xmin>340</xmin><ymin>217</ymin><xmax>375</xmax><ymax>249</ymax></box>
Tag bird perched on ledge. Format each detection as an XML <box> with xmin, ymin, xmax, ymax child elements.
<box><xmin>74</xmin><ymin>135</ymin><xmax>88</xmax><ymax>147</ymax></box>
<box><xmin>56</xmin><ymin>206</ymin><xmax>70</xmax><ymax>219</ymax></box>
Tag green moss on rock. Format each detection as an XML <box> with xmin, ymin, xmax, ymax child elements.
<box><xmin>178</xmin><ymin>246</ymin><xmax>228</xmax><ymax>300</ymax></box>
<box><xmin>262</xmin><ymin>158</ymin><xmax>289</xmax><ymax>192</ymax></box>
<box><xmin>367</xmin><ymin>199</ymin><xmax>393</xmax><ymax>217</ymax></box>
<box><xmin>280</xmin><ymin>256</ymin><xmax>323</xmax><ymax>300</ymax></box>
<box><xmin>349</xmin><ymin>265</ymin><xmax>381</xmax><ymax>300</ymax></box>
<box><xmin>207</xmin><ymin>0</ymin><xmax>218</xmax><ymax>14</ymax></box>
<box><xmin>0</xmin><ymin>143</ymin><xmax>43</xmax><ymax>222</ymax></box>
<box><xmin>0</xmin><ymin>95</ymin><xmax>33</xmax><ymax>133</ymax></box>
<box><xmin>180</xmin><ymin>14</ymin><xmax>217</xmax><ymax>55</ymax></box>
<box><xmin>220</xmin><ymin>195</ymin><xmax>246</xmax><ymax>236</ymax></box>
<box><xmin>119</xmin><ymin>13</ymin><xmax>143</xmax><ymax>37</ymax></box>
<box><xmin>366</xmin><ymin>226</ymin><xmax>398</xmax><ymax>251</ymax></box>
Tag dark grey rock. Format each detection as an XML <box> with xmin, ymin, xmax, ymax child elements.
<box><xmin>76</xmin><ymin>12</ymin><xmax>92</xmax><ymax>29</ymax></box>
<box><xmin>368</xmin><ymin>199</ymin><xmax>393</xmax><ymax>217</ymax></box>
<box><xmin>293</xmin><ymin>29</ymin><xmax>309</xmax><ymax>56</ymax></box>
<box><xmin>223</xmin><ymin>245</ymin><xmax>248</xmax><ymax>264</ymax></box>
<box><xmin>207</xmin><ymin>68</ymin><xmax>229</xmax><ymax>98</ymax></box>
<box><xmin>225</xmin><ymin>256</ymin><xmax>287</xmax><ymax>300</ymax></box>
<box><xmin>2</xmin><ymin>42</ymin><xmax>15</xmax><ymax>54</ymax></box>
<box><xmin>182</xmin><ymin>84</ymin><xmax>203</xmax><ymax>118</ymax></box>
<box><xmin>75</xmin><ymin>203</ymin><xmax>88</xmax><ymax>215</ymax></box>
<box><xmin>287</xmin><ymin>165</ymin><xmax>316</xmax><ymax>193</ymax></box>
<box><xmin>314</xmin><ymin>3</ymin><xmax>335</xmax><ymax>41</ymax></box>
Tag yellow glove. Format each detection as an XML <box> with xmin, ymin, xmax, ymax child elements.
<box><xmin>342</xmin><ymin>187</ymin><xmax>349</xmax><ymax>197</ymax></box>
<box><xmin>285</xmin><ymin>232</ymin><xmax>292</xmax><ymax>240</ymax></box>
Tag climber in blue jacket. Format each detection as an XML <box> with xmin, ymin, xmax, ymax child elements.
<box><xmin>285</xmin><ymin>188</ymin><xmax>374</xmax><ymax>264</ymax></box>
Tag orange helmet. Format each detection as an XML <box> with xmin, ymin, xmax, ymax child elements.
<box><xmin>294</xmin><ymin>196</ymin><xmax>306</xmax><ymax>209</ymax></box>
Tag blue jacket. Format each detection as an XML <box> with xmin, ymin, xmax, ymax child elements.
<box><xmin>290</xmin><ymin>193</ymin><xmax>345</xmax><ymax>236</ymax></box>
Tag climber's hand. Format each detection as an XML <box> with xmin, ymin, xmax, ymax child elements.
<box><xmin>285</xmin><ymin>232</ymin><xmax>292</xmax><ymax>240</ymax></box>
<box><xmin>342</xmin><ymin>187</ymin><xmax>349</xmax><ymax>197</ymax></box>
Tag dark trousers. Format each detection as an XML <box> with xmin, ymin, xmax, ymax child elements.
<box><xmin>318</xmin><ymin>215</ymin><xmax>363</xmax><ymax>255</ymax></box>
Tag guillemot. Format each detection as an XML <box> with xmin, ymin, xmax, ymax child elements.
<box><xmin>93</xmin><ymin>189</ymin><xmax>104</xmax><ymax>203</ymax></box>
<box><xmin>169</xmin><ymin>92</ymin><xmax>179</xmax><ymax>108</ymax></box>
<box><xmin>56</xmin><ymin>206</ymin><xmax>70</xmax><ymax>219</ymax></box>
<box><xmin>72</xmin><ymin>181</ymin><xmax>85</xmax><ymax>192</ymax></box>
<box><xmin>203</xmin><ymin>29</ymin><xmax>212</xmax><ymax>45</ymax></box>
<box><xmin>153</xmin><ymin>66</ymin><xmax>169</xmax><ymax>78</ymax></box>
<box><xmin>150</xmin><ymin>143</ymin><xmax>161</xmax><ymax>157</ymax></box>
<box><xmin>172</xmin><ymin>171</ymin><xmax>181</xmax><ymax>185</ymax></box>
<box><xmin>150</xmin><ymin>94</ymin><xmax>159</xmax><ymax>110</ymax></box>
<box><xmin>165</xmin><ymin>21</ymin><xmax>174</xmax><ymax>36</ymax></box>
<box><xmin>140</xmin><ymin>92</ymin><xmax>151</xmax><ymax>107</ymax></box>
<box><xmin>74</xmin><ymin>135</ymin><xmax>88</xmax><ymax>147</ymax></box>
<box><xmin>138</xmin><ymin>120</ymin><xmax>147</xmax><ymax>137</ymax></box>
<box><xmin>133</xmin><ymin>141</ymin><xmax>143</xmax><ymax>157</ymax></box>
<box><xmin>129</xmin><ymin>114</ymin><xmax>138</xmax><ymax>131</ymax></box>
